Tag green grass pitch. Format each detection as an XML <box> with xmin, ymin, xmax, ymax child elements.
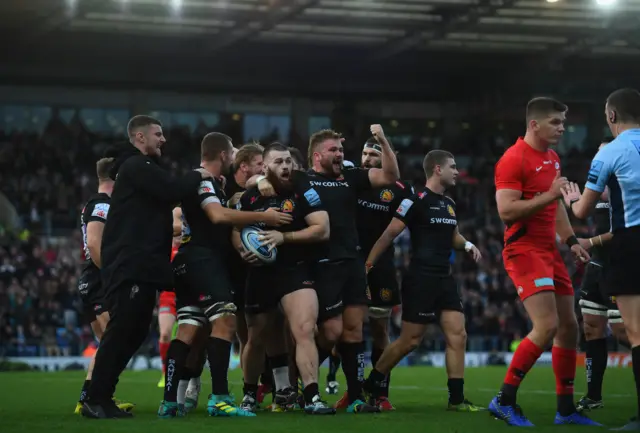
<box><xmin>0</xmin><ymin>366</ymin><xmax>634</xmax><ymax>432</ymax></box>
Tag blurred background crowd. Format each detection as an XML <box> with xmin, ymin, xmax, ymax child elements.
<box><xmin>0</xmin><ymin>106</ymin><xmax>604</xmax><ymax>360</ymax></box>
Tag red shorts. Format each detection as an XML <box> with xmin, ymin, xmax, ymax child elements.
<box><xmin>158</xmin><ymin>291</ymin><xmax>176</xmax><ymax>316</ymax></box>
<box><xmin>503</xmin><ymin>246</ymin><xmax>573</xmax><ymax>300</ymax></box>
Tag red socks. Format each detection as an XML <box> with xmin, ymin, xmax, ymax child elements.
<box><xmin>504</xmin><ymin>337</ymin><xmax>544</xmax><ymax>387</ymax></box>
<box><xmin>159</xmin><ymin>341</ymin><xmax>170</xmax><ymax>371</ymax></box>
<box><xmin>552</xmin><ymin>346</ymin><xmax>576</xmax><ymax>396</ymax></box>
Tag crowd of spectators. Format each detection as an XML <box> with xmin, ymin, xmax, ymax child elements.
<box><xmin>0</xmin><ymin>113</ymin><xmax>603</xmax><ymax>358</ymax></box>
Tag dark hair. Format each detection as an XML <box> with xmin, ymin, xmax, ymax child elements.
<box><xmin>127</xmin><ymin>115</ymin><xmax>162</xmax><ymax>138</ymax></box>
<box><xmin>526</xmin><ymin>97</ymin><xmax>568</xmax><ymax>122</ymax></box>
<box><xmin>201</xmin><ymin>132</ymin><xmax>232</xmax><ymax>162</ymax></box>
<box><xmin>96</xmin><ymin>158</ymin><xmax>115</xmax><ymax>181</ymax></box>
<box><xmin>288</xmin><ymin>147</ymin><xmax>305</xmax><ymax>168</ymax></box>
<box><xmin>263</xmin><ymin>142</ymin><xmax>290</xmax><ymax>160</ymax></box>
<box><xmin>606</xmin><ymin>88</ymin><xmax>640</xmax><ymax>124</ymax></box>
<box><xmin>308</xmin><ymin>129</ymin><xmax>342</xmax><ymax>165</ymax></box>
<box><xmin>423</xmin><ymin>150</ymin><xmax>454</xmax><ymax>178</ymax></box>
<box><xmin>234</xmin><ymin>143</ymin><xmax>263</xmax><ymax>173</ymax></box>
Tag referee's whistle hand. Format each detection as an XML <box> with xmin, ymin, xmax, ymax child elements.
<box><xmin>262</xmin><ymin>207</ymin><xmax>293</xmax><ymax>226</ymax></box>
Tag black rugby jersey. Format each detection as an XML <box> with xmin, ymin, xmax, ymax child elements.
<box><xmin>238</xmin><ymin>185</ymin><xmax>326</xmax><ymax>266</ymax></box>
<box><xmin>357</xmin><ymin>180</ymin><xmax>413</xmax><ymax>260</ymax></box>
<box><xmin>394</xmin><ymin>188</ymin><xmax>457</xmax><ymax>275</ymax></box>
<box><xmin>293</xmin><ymin>167</ymin><xmax>372</xmax><ymax>261</ymax></box>
<box><xmin>591</xmin><ymin>199</ymin><xmax>611</xmax><ymax>265</ymax></box>
<box><xmin>80</xmin><ymin>193</ymin><xmax>110</xmax><ymax>273</ymax></box>
<box><xmin>224</xmin><ymin>174</ymin><xmax>248</xmax><ymax>276</ymax></box>
<box><xmin>180</xmin><ymin>177</ymin><xmax>230</xmax><ymax>251</ymax></box>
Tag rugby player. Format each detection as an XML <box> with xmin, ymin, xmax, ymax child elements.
<box><xmin>252</xmin><ymin>125</ymin><xmax>400</xmax><ymax>413</ymax></box>
<box><xmin>82</xmin><ymin>116</ymin><xmax>210</xmax><ymax>419</ymax></box>
<box><xmin>75</xmin><ymin>158</ymin><xmax>134</xmax><ymax>415</ymax></box>
<box><xmin>329</xmin><ymin>138</ymin><xmax>413</xmax><ymax>410</ymax></box>
<box><xmin>363</xmin><ymin>150</ymin><xmax>484</xmax><ymax>412</ymax></box>
<box><xmin>234</xmin><ymin>143</ymin><xmax>335</xmax><ymax>415</ymax></box>
<box><xmin>158</xmin><ymin>133</ymin><xmax>292</xmax><ymax>418</ymax></box>
<box><xmin>157</xmin><ymin>207</ymin><xmax>182</xmax><ymax>389</ymax></box>
<box><xmin>562</xmin><ymin>88</ymin><xmax>640</xmax><ymax>431</ymax></box>
<box><xmin>575</xmin><ymin>141</ymin><xmax>628</xmax><ymax>412</ymax></box>
<box><xmin>489</xmin><ymin>98</ymin><xmax>597</xmax><ymax>426</ymax></box>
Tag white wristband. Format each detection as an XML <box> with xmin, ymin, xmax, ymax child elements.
<box><xmin>464</xmin><ymin>241</ymin><xmax>474</xmax><ymax>252</ymax></box>
<box><xmin>256</xmin><ymin>175</ymin><xmax>266</xmax><ymax>184</ymax></box>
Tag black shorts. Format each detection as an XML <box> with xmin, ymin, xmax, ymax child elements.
<box><xmin>173</xmin><ymin>245</ymin><xmax>236</xmax><ymax>326</ymax></box>
<box><xmin>313</xmin><ymin>259</ymin><xmax>369</xmax><ymax>323</ymax></box>
<box><xmin>579</xmin><ymin>262</ymin><xmax>621</xmax><ymax>322</ymax></box>
<box><xmin>78</xmin><ymin>267</ymin><xmax>106</xmax><ymax>321</ymax></box>
<box><xmin>607</xmin><ymin>226</ymin><xmax>640</xmax><ymax>297</ymax></box>
<box><xmin>228</xmin><ymin>255</ymin><xmax>247</xmax><ymax>312</ymax></box>
<box><xmin>401</xmin><ymin>272</ymin><xmax>462</xmax><ymax>325</ymax></box>
<box><xmin>366</xmin><ymin>257</ymin><xmax>400</xmax><ymax>308</ymax></box>
<box><xmin>245</xmin><ymin>263</ymin><xmax>315</xmax><ymax>316</ymax></box>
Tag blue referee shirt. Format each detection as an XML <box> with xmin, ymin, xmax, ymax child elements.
<box><xmin>585</xmin><ymin>128</ymin><xmax>640</xmax><ymax>231</ymax></box>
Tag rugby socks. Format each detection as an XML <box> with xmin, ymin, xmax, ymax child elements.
<box><xmin>268</xmin><ymin>354</ymin><xmax>291</xmax><ymax>391</ymax></box>
<box><xmin>552</xmin><ymin>346</ymin><xmax>577</xmax><ymax>416</ymax></box>
<box><xmin>327</xmin><ymin>352</ymin><xmax>341</xmax><ymax>382</ymax></box>
<box><xmin>159</xmin><ymin>341</ymin><xmax>170</xmax><ymax>372</ymax></box>
<box><xmin>585</xmin><ymin>338</ymin><xmax>608</xmax><ymax>401</ymax></box>
<box><xmin>447</xmin><ymin>378</ymin><xmax>464</xmax><ymax>405</ymax></box>
<box><xmin>499</xmin><ymin>337</ymin><xmax>543</xmax><ymax>406</ymax></box>
<box><xmin>163</xmin><ymin>340</ymin><xmax>191</xmax><ymax>403</ymax></box>
<box><xmin>366</xmin><ymin>368</ymin><xmax>387</xmax><ymax>397</ymax></box>
<box><xmin>632</xmin><ymin>346</ymin><xmax>640</xmax><ymax>417</ymax></box>
<box><xmin>317</xmin><ymin>344</ymin><xmax>331</xmax><ymax>367</ymax></box>
<box><xmin>260</xmin><ymin>356</ymin><xmax>274</xmax><ymax>389</ymax></box>
<box><xmin>303</xmin><ymin>382</ymin><xmax>320</xmax><ymax>405</ymax></box>
<box><xmin>79</xmin><ymin>379</ymin><xmax>91</xmax><ymax>403</ymax></box>
<box><xmin>207</xmin><ymin>337</ymin><xmax>232</xmax><ymax>396</ymax></box>
<box><xmin>371</xmin><ymin>346</ymin><xmax>390</xmax><ymax>397</ymax></box>
<box><xmin>338</xmin><ymin>341</ymin><xmax>366</xmax><ymax>404</ymax></box>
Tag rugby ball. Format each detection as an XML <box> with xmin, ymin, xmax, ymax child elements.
<box><xmin>240</xmin><ymin>226</ymin><xmax>277</xmax><ymax>264</ymax></box>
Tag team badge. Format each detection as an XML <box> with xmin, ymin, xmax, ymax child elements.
<box><xmin>379</xmin><ymin>288</ymin><xmax>392</xmax><ymax>302</ymax></box>
<box><xmin>281</xmin><ymin>199</ymin><xmax>295</xmax><ymax>213</ymax></box>
<box><xmin>379</xmin><ymin>189</ymin><xmax>394</xmax><ymax>203</ymax></box>
<box><xmin>555</xmin><ymin>161</ymin><xmax>560</xmax><ymax>170</ymax></box>
<box><xmin>447</xmin><ymin>204</ymin><xmax>455</xmax><ymax>217</ymax></box>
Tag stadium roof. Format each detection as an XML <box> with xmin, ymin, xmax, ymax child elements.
<box><xmin>2</xmin><ymin>0</ymin><xmax>639</xmax><ymax>98</ymax></box>
<box><xmin>6</xmin><ymin>0</ymin><xmax>640</xmax><ymax>58</ymax></box>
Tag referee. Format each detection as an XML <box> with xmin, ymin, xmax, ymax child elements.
<box><xmin>564</xmin><ymin>88</ymin><xmax>640</xmax><ymax>431</ymax></box>
<box><xmin>81</xmin><ymin>115</ymin><xmax>211</xmax><ymax>419</ymax></box>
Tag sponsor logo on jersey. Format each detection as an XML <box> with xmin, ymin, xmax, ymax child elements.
<box><xmin>281</xmin><ymin>199</ymin><xmax>295</xmax><ymax>213</ymax></box>
<box><xmin>430</xmin><ymin>217</ymin><xmax>457</xmax><ymax>225</ymax></box>
<box><xmin>447</xmin><ymin>204</ymin><xmax>455</xmax><ymax>217</ymax></box>
<box><xmin>379</xmin><ymin>288</ymin><xmax>392</xmax><ymax>301</ymax></box>
<box><xmin>380</xmin><ymin>189</ymin><xmax>394</xmax><ymax>202</ymax></box>
<box><xmin>358</xmin><ymin>199</ymin><xmax>389</xmax><ymax>212</ymax></box>
<box><xmin>198</xmin><ymin>180</ymin><xmax>215</xmax><ymax>195</ymax></box>
<box><xmin>91</xmin><ymin>203</ymin><xmax>110</xmax><ymax>219</ymax></box>
<box><xmin>309</xmin><ymin>180</ymin><xmax>350</xmax><ymax>188</ymax></box>
<box><xmin>396</xmin><ymin>198</ymin><xmax>414</xmax><ymax>217</ymax></box>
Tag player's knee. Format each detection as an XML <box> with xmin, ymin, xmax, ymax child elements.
<box><xmin>320</xmin><ymin>317</ymin><xmax>342</xmax><ymax>344</ymax></box>
<box><xmin>611</xmin><ymin>323</ymin><xmax>628</xmax><ymax>343</ymax></box>
<box><xmin>159</xmin><ymin>332</ymin><xmax>172</xmax><ymax>343</ymax></box>
<box><xmin>582</xmin><ymin>318</ymin><xmax>606</xmax><ymax>340</ymax></box>
<box><xmin>290</xmin><ymin>318</ymin><xmax>315</xmax><ymax>344</ymax></box>
<box><xmin>404</xmin><ymin>334</ymin><xmax>423</xmax><ymax>353</ymax></box>
<box><xmin>446</xmin><ymin>327</ymin><xmax>467</xmax><ymax>349</ymax></box>
<box><xmin>531</xmin><ymin>315</ymin><xmax>559</xmax><ymax>343</ymax></box>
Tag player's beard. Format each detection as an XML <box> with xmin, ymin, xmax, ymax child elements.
<box><xmin>266</xmin><ymin>170</ymin><xmax>292</xmax><ymax>193</ymax></box>
<box><xmin>321</xmin><ymin>157</ymin><xmax>342</xmax><ymax>178</ymax></box>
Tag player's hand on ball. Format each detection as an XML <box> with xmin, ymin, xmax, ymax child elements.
<box><xmin>258</xmin><ymin>230</ymin><xmax>284</xmax><ymax>252</ymax></box>
<box><xmin>578</xmin><ymin>238</ymin><xmax>592</xmax><ymax>251</ymax></box>
<box><xmin>570</xmin><ymin>243</ymin><xmax>590</xmax><ymax>263</ymax></box>
<box><xmin>239</xmin><ymin>247</ymin><xmax>260</xmax><ymax>264</ymax></box>
<box><xmin>561</xmin><ymin>182</ymin><xmax>581</xmax><ymax>207</ymax></box>
<box><xmin>548</xmin><ymin>170</ymin><xmax>569</xmax><ymax>198</ymax></box>
<box><xmin>262</xmin><ymin>207</ymin><xmax>293</xmax><ymax>226</ymax></box>
<box><xmin>258</xmin><ymin>178</ymin><xmax>276</xmax><ymax>197</ymax></box>
<box><xmin>370</xmin><ymin>124</ymin><xmax>386</xmax><ymax>142</ymax></box>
